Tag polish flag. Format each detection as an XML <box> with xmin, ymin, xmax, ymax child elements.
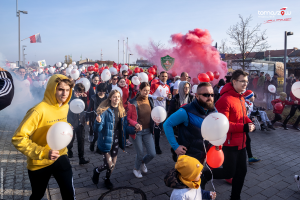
<box><xmin>29</xmin><ymin>33</ymin><xmax>42</xmax><ymax>43</ymax></box>
<box><xmin>280</xmin><ymin>7</ymin><xmax>287</xmax><ymax>10</ymax></box>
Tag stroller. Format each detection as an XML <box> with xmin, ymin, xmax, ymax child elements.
<box><xmin>250</xmin><ymin>108</ymin><xmax>269</xmax><ymax>131</ymax></box>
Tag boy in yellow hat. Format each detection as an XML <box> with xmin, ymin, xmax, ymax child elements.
<box><xmin>165</xmin><ymin>155</ymin><xmax>216</xmax><ymax>200</ymax></box>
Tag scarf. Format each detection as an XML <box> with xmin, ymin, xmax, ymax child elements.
<box><xmin>178</xmin><ymin>81</ymin><xmax>190</xmax><ymax>105</ymax></box>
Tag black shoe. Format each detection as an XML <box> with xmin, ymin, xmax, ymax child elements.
<box><xmin>268</xmin><ymin>124</ymin><xmax>276</xmax><ymax>130</ymax></box>
<box><xmin>282</xmin><ymin>124</ymin><xmax>288</xmax><ymax>130</ymax></box>
<box><xmin>92</xmin><ymin>168</ymin><xmax>100</xmax><ymax>184</ymax></box>
<box><xmin>104</xmin><ymin>178</ymin><xmax>114</xmax><ymax>190</ymax></box>
<box><xmin>156</xmin><ymin>147</ymin><xmax>162</xmax><ymax>154</ymax></box>
<box><xmin>68</xmin><ymin>150</ymin><xmax>73</xmax><ymax>158</ymax></box>
<box><xmin>79</xmin><ymin>157</ymin><xmax>90</xmax><ymax>165</ymax></box>
<box><xmin>170</xmin><ymin>148</ymin><xmax>177</xmax><ymax>162</ymax></box>
<box><xmin>293</xmin><ymin>125</ymin><xmax>300</xmax><ymax>131</ymax></box>
<box><xmin>90</xmin><ymin>142</ymin><xmax>95</xmax><ymax>152</ymax></box>
<box><xmin>96</xmin><ymin>147</ymin><xmax>102</xmax><ymax>154</ymax></box>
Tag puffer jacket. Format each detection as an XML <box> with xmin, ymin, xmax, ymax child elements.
<box><xmin>124</xmin><ymin>101</ymin><xmax>138</xmax><ymax>140</ymax></box>
<box><xmin>215</xmin><ymin>83</ymin><xmax>252</xmax><ymax>150</ymax></box>
<box><xmin>271</xmin><ymin>98</ymin><xmax>294</xmax><ymax>114</ymax></box>
<box><xmin>94</xmin><ymin>107</ymin><xmax>126</xmax><ymax>153</ymax></box>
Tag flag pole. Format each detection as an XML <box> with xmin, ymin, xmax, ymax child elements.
<box><xmin>21</xmin><ymin>37</ymin><xmax>30</xmax><ymax>41</ymax></box>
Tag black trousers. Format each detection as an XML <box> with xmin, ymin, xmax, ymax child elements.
<box><xmin>246</xmin><ymin>132</ymin><xmax>253</xmax><ymax>158</ymax></box>
<box><xmin>283</xmin><ymin>105</ymin><xmax>300</xmax><ymax>126</ymax></box>
<box><xmin>271</xmin><ymin>113</ymin><xmax>282</xmax><ymax>124</ymax></box>
<box><xmin>203</xmin><ymin>147</ymin><xmax>247</xmax><ymax>200</ymax></box>
<box><xmin>67</xmin><ymin>125</ymin><xmax>85</xmax><ymax>158</ymax></box>
<box><xmin>28</xmin><ymin>155</ymin><xmax>75</xmax><ymax>200</ymax></box>
<box><xmin>154</xmin><ymin>123</ymin><xmax>163</xmax><ymax>148</ymax></box>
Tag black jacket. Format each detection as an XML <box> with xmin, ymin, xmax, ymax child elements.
<box><xmin>129</xmin><ymin>95</ymin><xmax>155</xmax><ymax>133</ymax></box>
<box><xmin>167</xmin><ymin>93</ymin><xmax>194</xmax><ymax>118</ymax></box>
<box><xmin>86</xmin><ymin>94</ymin><xmax>108</xmax><ymax>121</ymax></box>
<box><xmin>0</xmin><ymin>71</ymin><xmax>14</xmax><ymax>111</ymax></box>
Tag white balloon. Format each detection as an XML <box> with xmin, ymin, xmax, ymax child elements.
<box><xmin>34</xmin><ymin>72</ymin><xmax>38</xmax><ymax>76</ymax></box>
<box><xmin>66</xmin><ymin>68</ymin><xmax>72</xmax><ymax>76</ymax></box>
<box><xmin>56</xmin><ymin>62</ymin><xmax>62</xmax><ymax>68</ymax></box>
<box><xmin>70</xmin><ymin>99</ymin><xmax>85</xmax><ymax>114</ymax></box>
<box><xmin>151</xmin><ymin>106</ymin><xmax>167</xmax><ymax>123</ymax></box>
<box><xmin>46</xmin><ymin>122</ymin><xmax>73</xmax><ymax>150</ymax></box>
<box><xmin>138</xmin><ymin>72</ymin><xmax>148</xmax><ymax>82</ymax></box>
<box><xmin>101</xmin><ymin>69</ymin><xmax>111</xmax><ymax>82</ymax></box>
<box><xmin>292</xmin><ymin>82</ymin><xmax>300</xmax><ymax>99</ymax></box>
<box><xmin>38</xmin><ymin>68</ymin><xmax>43</xmax><ymax>74</ymax></box>
<box><xmin>114</xmin><ymin>86</ymin><xmax>123</xmax><ymax>97</ymax></box>
<box><xmin>63</xmin><ymin>63</ymin><xmax>67</xmax><ymax>68</ymax></box>
<box><xmin>201</xmin><ymin>113</ymin><xmax>229</xmax><ymax>141</ymax></box>
<box><xmin>120</xmin><ymin>65</ymin><xmax>128</xmax><ymax>72</ymax></box>
<box><xmin>268</xmin><ymin>85</ymin><xmax>276</xmax><ymax>93</ymax></box>
<box><xmin>132</xmin><ymin>76</ymin><xmax>140</xmax><ymax>86</ymax></box>
<box><xmin>73</xmin><ymin>65</ymin><xmax>78</xmax><ymax>69</ymax></box>
<box><xmin>192</xmin><ymin>85</ymin><xmax>198</xmax><ymax>94</ymax></box>
<box><xmin>39</xmin><ymin>74</ymin><xmax>46</xmax><ymax>81</ymax></box>
<box><xmin>70</xmin><ymin>69</ymin><xmax>80</xmax><ymax>80</ymax></box>
<box><xmin>33</xmin><ymin>81</ymin><xmax>39</xmax><ymax>88</ymax></box>
<box><xmin>76</xmin><ymin>78</ymin><xmax>90</xmax><ymax>92</ymax></box>
<box><xmin>109</xmin><ymin>67</ymin><xmax>118</xmax><ymax>75</ymax></box>
<box><xmin>49</xmin><ymin>67</ymin><xmax>55</xmax><ymax>74</ymax></box>
<box><xmin>81</xmin><ymin>66</ymin><xmax>85</xmax><ymax>71</ymax></box>
<box><xmin>209</xmin><ymin>134</ymin><xmax>227</xmax><ymax>146</ymax></box>
<box><xmin>68</xmin><ymin>65</ymin><xmax>73</xmax><ymax>69</ymax></box>
<box><xmin>72</xmin><ymin>61</ymin><xmax>76</xmax><ymax>66</ymax></box>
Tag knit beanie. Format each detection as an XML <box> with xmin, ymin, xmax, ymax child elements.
<box><xmin>175</xmin><ymin>155</ymin><xmax>203</xmax><ymax>189</ymax></box>
<box><xmin>279</xmin><ymin>92</ymin><xmax>287</xmax><ymax>101</ymax></box>
<box><xmin>243</xmin><ymin>90</ymin><xmax>254</xmax><ymax>99</ymax></box>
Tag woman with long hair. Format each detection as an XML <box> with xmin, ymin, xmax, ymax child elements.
<box><xmin>92</xmin><ymin>90</ymin><xmax>126</xmax><ymax>189</ymax></box>
<box><xmin>128</xmin><ymin>82</ymin><xmax>156</xmax><ymax>178</ymax></box>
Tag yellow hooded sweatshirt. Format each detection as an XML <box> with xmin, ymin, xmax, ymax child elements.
<box><xmin>11</xmin><ymin>74</ymin><xmax>73</xmax><ymax>171</ymax></box>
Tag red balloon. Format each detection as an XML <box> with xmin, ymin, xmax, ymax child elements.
<box><xmin>207</xmin><ymin>146</ymin><xmax>224</xmax><ymax>168</ymax></box>
<box><xmin>94</xmin><ymin>63</ymin><xmax>99</xmax><ymax>68</ymax></box>
<box><xmin>98</xmin><ymin>68</ymin><xmax>104</xmax><ymax>74</ymax></box>
<box><xmin>104</xmin><ymin>66</ymin><xmax>109</xmax><ymax>69</ymax></box>
<box><xmin>88</xmin><ymin>66</ymin><xmax>94</xmax><ymax>72</ymax></box>
<box><xmin>152</xmin><ymin>65</ymin><xmax>157</xmax><ymax>70</ymax></box>
<box><xmin>116</xmin><ymin>67</ymin><xmax>120</xmax><ymax>72</ymax></box>
<box><xmin>192</xmin><ymin>78</ymin><xmax>199</xmax><ymax>85</ymax></box>
<box><xmin>171</xmin><ymin>71</ymin><xmax>177</xmax><ymax>77</ymax></box>
<box><xmin>213</xmin><ymin>71</ymin><xmax>220</xmax><ymax>79</ymax></box>
<box><xmin>118</xmin><ymin>64</ymin><xmax>122</xmax><ymax>68</ymax></box>
<box><xmin>151</xmin><ymin>79</ymin><xmax>159</xmax><ymax>86</ymax></box>
<box><xmin>275</xmin><ymin>103</ymin><xmax>283</xmax><ymax>110</ymax></box>
<box><xmin>148</xmin><ymin>67</ymin><xmax>156</xmax><ymax>75</ymax></box>
<box><xmin>128</xmin><ymin>69</ymin><xmax>133</xmax><ymax>76</ymax></box>
<box><xmin>148</xmin><ymin>73</ymin><xmax>154</xmax><ymax>81</ymax></box>
<box><xmin>198</xmin><ymin>73</ymin><xmax>210</xmax><ymax>82</ymax></box>
<box><xmin>113</xmin><ymin>63</ymin><xmax>117</xmax><ymax>67</ymax></box>
<box><xmin>206</xmin><ymin>71</ymin><xmax>214</xmax><ymax>81</ymax></box>
<box><xmin>140</xmin><ymin>68</ymin><xmax>144</xmax><ymax>72</ymax></box>
<box><xmin>134</xmin><ymin>67</ymin><xmax>140</xmax><ymax>73</ymax></box>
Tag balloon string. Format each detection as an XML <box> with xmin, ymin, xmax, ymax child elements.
<box><xmin>203</xmin><ymin>140</ymin><xmax>216</xmax><ymax>192</ymax></box>
<box><xmin>83</xmin><ymin>111</ymin><xmax>97</xmax><ymax>114</ymax></box>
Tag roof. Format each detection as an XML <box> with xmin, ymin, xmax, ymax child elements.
<box><xmin>264</xmin><ymin>49</ymin><xmax>295</xmax><ymax>57</ymax></box>
<box><xmin>289</xmin><ymin>50</ymin><xmax>300</xmax><ymax>57</ymax></box>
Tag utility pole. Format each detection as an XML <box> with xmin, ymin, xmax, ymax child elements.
<box><xmin>118</xmin><ymin>40</ymin><xmax>119</xmax><ymax>64</ymax></box>
<box><xmin>16</xmin><ymin>0</ymin><xmax>27</xmax><ymax>67</ymax></box>
<box><xmin>126</xmin><ymin>37</ymin><xmax>128</xmax><ymax>64</ymax></box>
<box><xmin>123</xmin><ymin>40</ymin><xmax>125</xmax><ymax>64</ymax></box>
<box><xmin>283</xmin><ymin>31</ymin><xmax>294</xmax><ymax>92</ymax></box>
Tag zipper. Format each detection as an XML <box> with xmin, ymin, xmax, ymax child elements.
<box><xmin>110</xmin><ymin>109</ymin><xmax>115</xmax><ymax>149</ymax></box>
<box><xmin>239</xmin><ymin>97</ymin><xmax>245</xmax><ymax>149</ymax></box>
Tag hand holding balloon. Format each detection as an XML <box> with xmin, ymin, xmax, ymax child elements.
<box><xmin>96</xmin><ymin>115</ymin><xmax>101</xmax><ymax>123</ymax></box>
<box><xmin>48</xmin><ymin>149</ymin><xmax>60</xmax><ymax>160</ymax></box>
<box><xmin>248</xmin><ymin>123</ymin><xmax>255</xmax><ymax>132</ymax></box>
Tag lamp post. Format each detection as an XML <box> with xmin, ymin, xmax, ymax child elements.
<box><xmin>283</xmin><ymin>31</ymin><xmax>293</xmax><ymax>92</ymax></box>
<box><xmin>16</xmin><ymin>0</ymin><xmax>28</xmax><ymax>67</ymax></box>
<box><xmin>22</xmin><ymin>45</ymin><xmax>26</xmax><ymax>67</ymax></box>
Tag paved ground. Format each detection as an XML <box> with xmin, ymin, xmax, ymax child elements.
<box><xmin>1</xmin><ymin>113</ymin><xmax>300</xmax><ymax>200</ymax></box>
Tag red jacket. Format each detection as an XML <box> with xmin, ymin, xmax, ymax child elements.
<box><xmin>215</xmin><ymin>83</ymin><xmax>252</xmax><ymax>150</ymax></box>
<box><xmin>290</xmin><ymin>91</ymin><xmax>300</xmax><ymax>105</ymax></box>
<box><xmin>252</xmin><ymin>77</ymin><xmax>258</xmax><ymax>89</ymax></box>
<box><xmin>271</xmin><ymin>98</ymin><xmax>294</xmax><ymax>114</ymax></box>
<box><xmin>124</xmin><ymin>102</ymin><xmax>138</xmax><ymax>139</ymax></box>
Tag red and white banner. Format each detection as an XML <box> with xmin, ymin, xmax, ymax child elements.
<box><xmin>29</xmin><ymin>33</ymin><xmax>42</xmax><ymax>43</ymax></box>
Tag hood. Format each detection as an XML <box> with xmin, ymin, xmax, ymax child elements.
<box><xmin>220</xmin><ymin>83</ymin><xmax>242</xmax><ymax>98</ymax></box>
<box><xmin>43</xmin><ymin>74</ymin><xmax>73</xmax><ymax>108</ymax></box>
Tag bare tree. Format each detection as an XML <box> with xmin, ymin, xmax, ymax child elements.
<box><xmin>218</xmin><ymin>39</ymin><xmax>233</xmax><ymax>54</ymax></box>
<box><xmin>227</xmin><ymin>15</ymin><xmax>270</xmax><ymax>70</ymax></box>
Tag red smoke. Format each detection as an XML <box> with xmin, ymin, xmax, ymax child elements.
<box><xmin>135</xmin><ymin>28</ymin><xmax>227</xmax><ymax>84</ymax></box>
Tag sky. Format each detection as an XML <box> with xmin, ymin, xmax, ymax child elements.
<box><xmin>0</xmin><ymin>0</ymin><xmax>299</xmax><ymax>66</ymax></box>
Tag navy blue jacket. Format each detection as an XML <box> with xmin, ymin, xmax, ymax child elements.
<box><xmin>94</xmin><ymin>107</ymin><xmax>126</xmax><ymax>153</ymax></box>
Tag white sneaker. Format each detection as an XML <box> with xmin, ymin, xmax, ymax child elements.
<box><xmin>133</xmin><ymin>169</ymin><xmax>143</xmax><ymax>178</ymax></box>
<box><xmin>140</xmin><ymin>163</ymin><xmax>148</xmax><ymax>173</ymax></box>
<box><xmin>295</xmin><ymin>175</ymin><xmax>300</xmax><ymax>190</ymax></box>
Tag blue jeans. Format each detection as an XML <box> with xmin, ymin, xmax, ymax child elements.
<box><xmin>266</xmin><ymin>93</ymin><xmax>273</xmax><ymax>110</ymax></box>
<box><xmin>130</xmin><ymin>128</ymin><xmax>156</xmax><ymax>170</ymax></box>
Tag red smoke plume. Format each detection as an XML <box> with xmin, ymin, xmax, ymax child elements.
<box><xmin>135</xmin><ymin>28</ymin><xmax>227</xmax><ymax>84</ymax></box>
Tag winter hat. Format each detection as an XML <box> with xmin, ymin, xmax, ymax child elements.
<box><xmin>243</xmin><ymin>90</ymin><xmax>254</xmax><ymax>100</ymax></box>
<box><xmin>279</xmin><ymin>92</ymin><xmax>287</xmax><ymax>101</ymax></box>
<box><xmin>175</xmin><ymin>155</ymin><xmax>203</xmax><ymax>189</ymax></box>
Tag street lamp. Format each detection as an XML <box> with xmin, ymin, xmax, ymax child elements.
<box><xmin>22</xmin><ymin>45</ymin><xmax>27</xmax><ymax>67</ymax></box>
<box><xmin>283</xmin><ymin>31</ymin><xmax>293</xmax><ymax>92</ymax></box>
<box><xmin>128</xmin><ymin>54</ymin><xmax>133</xmax><ymax>67</ymax></box>
<box><xmin>16</xmin><ymin>0</ymin><xmax>28</xmax><ymax>67</ymax></box>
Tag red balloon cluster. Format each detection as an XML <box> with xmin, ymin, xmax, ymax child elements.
<box><xmin>206</xmin><ymin>71</ymin><xmax>214</xmax><ymax>81</ymax></box>
<box><xmin>134</xmin><ymin>67</ymin><xmax>140</xmax><ymax>73</ymax></box>
<box><xmin>152</xmin><ymin>65</ymin><xmax>157</xmax><ymax>70</ymax></box>
<box><xmin>148</xmin><ymin>73</ymin><xmax>154</xmax><ymax>81</ymax></box>
<box><xmin>207</xmin><ymin>146</ymin><xmax>224</xmax><ymax>168</ymax></box>
<box><xmin>197</xmin><ymin>71</ymin><xmax>220</xmax><ymax>82</ymax></box>
<box><xmin>98</xmin><ymin>67</ymin><xmax>104</xmax><ymax>74</ymax></box>
<box><xmin>140</xmin><ymin>68</ymin><xmax>144</xmax><ymax>72</ymax></box>
<box><xmin>148</xmin><ymin>67</ymin><xmax>156</xmax><ymax>75</ymax></box>
<box><xmin>104</xmin><ymin>66</ymin><xmax>109</xmax><ymax>69</ymax></box>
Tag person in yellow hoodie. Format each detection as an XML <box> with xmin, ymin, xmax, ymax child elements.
<box><xmin>11</xmin><ymin>74</ymin><xmax>76</xmax><ymax>200</ymax></box>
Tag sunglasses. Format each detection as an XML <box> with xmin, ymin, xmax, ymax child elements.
<box><xmin>199</xmin><ymin>93</ymin><xmax>214</xmax><ymax>97</ymax></box>
<box><xmin>113</xmin><ymin>78</ymin><xmax>118</xmax><ymax>80</ymax></box>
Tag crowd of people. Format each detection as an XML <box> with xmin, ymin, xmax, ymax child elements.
<box><xmin>0</xmin><ymin>64</ymin><xmax>299</xmax><ymax>200</ymax></box>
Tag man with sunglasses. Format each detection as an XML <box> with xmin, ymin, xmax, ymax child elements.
<box><xmin>122</xmin><ymin>70</ymin><xmax>131</xmax><ymax>87</ymax></box>
<box><xmin>107</xmin><ymin>75</ymin><xmax>119</xmax><ymax>94</ymax></box>
<box><xmin>164</xmin><ymin>82</ymin><xmax>216</xmax><ymax>163</ymax></box>
<box><xmin>201</xmin><ymin>69</ymin><xmax>255</xmax><ymax>200</ymax></box>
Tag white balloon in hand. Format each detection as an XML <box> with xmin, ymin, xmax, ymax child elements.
<box><xmin>151</xmin><ymin>106</ymin><xmax>167</xmax><ymax>123</ymax></box>
<box><xmin>46</xmin><ymin>122</ymin><xmax>73</xmax><ymax>150</ymax></box>
<box><xmin>70</xmin><ymin>99</ymin><xmax>85</xmax><ymax>114</ymax></box>
<box><xmin>201</xmin><ymin>113</ymin><xmax>229</xmax><ymax>141</ymax></box>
